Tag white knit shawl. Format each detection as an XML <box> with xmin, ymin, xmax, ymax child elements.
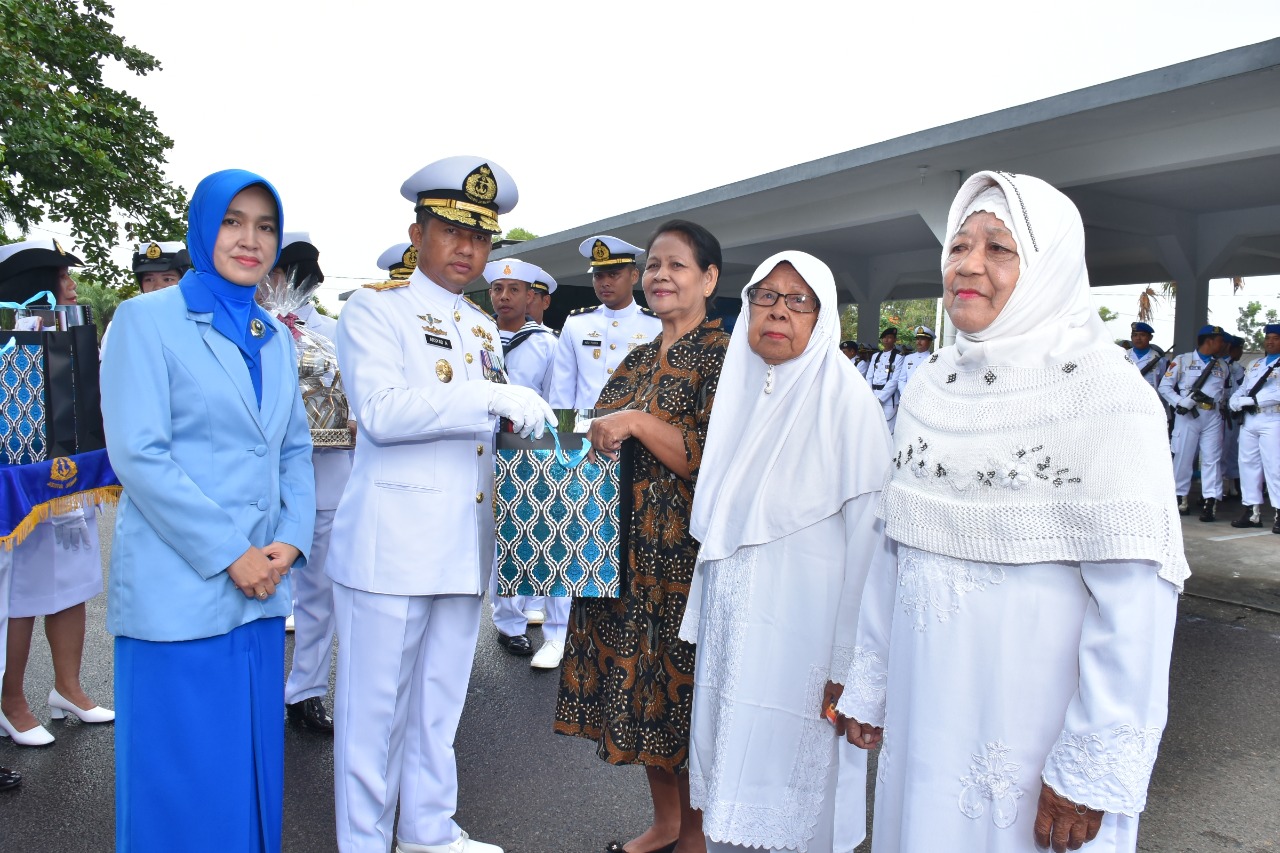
<box><xmin>880</xmin><ymin>172</ymin><xmax>1189</xmax><ymax>590</ymax></box>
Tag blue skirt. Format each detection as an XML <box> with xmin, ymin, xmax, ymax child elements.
<box><xmin>115</xmin><ymin>617</ymin><xmax>285</xmax><ymax>853</ymax></box>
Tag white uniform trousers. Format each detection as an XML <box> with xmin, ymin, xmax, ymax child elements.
<box><xmin>285</xmin><ymin>509</ymin><xmax>337</xmax><ymax>704</ymax></box>
<box><xmin>884</xmin><ymin>406</ymin><xmax>897</xmax><ymax>434</ymax></box>
<box><xmin>1170</xmin><ymin>409</ymin><xmax>1224</xmax><ymax>499</ymax></box>
<box><xmin>333</xmin><ymin>584</ymin><xmax>481</xmax><ymax>852</ymax></box>
<box><xmin>489</xmin><ymin>566</ymin><xmax>571</xmax><ymax>645</ymax></box>
<box><xmin>1238</xmin><ymin>412</ymin><xmax>1280</xmax><ymax>507</ymax></box>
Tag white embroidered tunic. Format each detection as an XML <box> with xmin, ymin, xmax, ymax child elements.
<box><xmin>682</xmin><ymin>494</ymin><xmax>893</xmax><ymax>852</ymax></box>
<box><xmin>839</xmin><ymin>546</ymin><xmax>1178</xmax><ymax>853</ymax></box>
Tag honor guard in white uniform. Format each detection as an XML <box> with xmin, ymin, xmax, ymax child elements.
<box><xmin>1126</xmin><ymin>321</ymin><xmax>1167</xmax><ymax>393</ymax></box>
<box><xmin>865</xmin><ymin>326</ymin><xmax>902</xmax><ymax>432</ymax></box>
<box><xmin>896</xmin><ymin>325</ymin><xmax>935</xmax><ymax>388</ymax></box>
<box><xmin>548</xmin><ymin>235</ymin><xmax>661</xmax><ymax>416</ymax></box>
<box><xmin>327</xmin><ymin>156</ymin><xmax>552</xmax><ymax>853</ymax></box>
<box><xmin>482</xmin><ymin>257</ymin><xmax>567</xmax><ymax>667</ymax></box>
<box><xmin>1221</xmin><ymin>334</ymin><xmax>1246</xmax><ymax>496</ymax></box>
<box><xmin>1228</xmin><ymin>323</ymin><xmax>1280</xmax><ymax>531</ymax></box>
<box><xmin>270</xmin><ymin>234</ymin><xmax>351</xmax><ymax>734</ymax></box>
<box><xmin>1159</xmin><ymin>324</ymin><xmax>1230</xmax><ymax>521</ymax></box>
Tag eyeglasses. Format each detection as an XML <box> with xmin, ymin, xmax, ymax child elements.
<box><xmin>745</xmin><ymin>286</ymin><xmax>820</xmax><ymax>314</ymax></box>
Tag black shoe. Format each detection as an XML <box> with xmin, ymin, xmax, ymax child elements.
<box><xmin>1274</xmin><ymin>517</ymin><xmax>1280</xmax><ymax>535</ymax></box>
<box><xmin>497</xmin><ymin>632</ymin><xmax>534</xmax><ymax>656</ymax></box>
<box><xmin>286</xmin><ymin>697</ymin><xmax>334</xmax><ymax>733</ymax></box>
<box><xmin>604</xmin><ymin>842</ymin><xmax>676</xmax><ymax>853</ymax></box>
<box><xmin>1199</xmin><ymin>498</ymin><xmax>1217</xmax><ymax>522</ymax></box>
<box><xmin>1231</xmin><ymin>507</ymin><xmax>1262</xmax><ymax>528</ymax></box>
<box><xmin>0</xmin><ymin>766</ymin><xmax>20</xmax><ymax>791</ymax></box>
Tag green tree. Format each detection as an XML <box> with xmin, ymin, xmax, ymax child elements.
<box><xmin>0</xmin><ymin>0</ymin><xmax>187</xmax><ymax>286</ymax></box>
<box><xmin>504</xmin><ymin>227</ymin><xmax>538</xmax><ymax>242</ymax></box>
<box><xmin>841</xmin><ymin>298</ymin><xmax>939</xmax><ymax>344</ymax></box>
<box><xmin>1098</xmin><ymin>306</ymin><xmax>1119</xmax><ymax>323</ymax></box>
<box><xmin>1237</xmin><ymin>300</ymin><xmax>1279</xmax><ymax>351</ymax></box>
<box><xmin>72</xmin><ymin>275</ymin><xmax>121</xmax><ymax>340</ymax></box>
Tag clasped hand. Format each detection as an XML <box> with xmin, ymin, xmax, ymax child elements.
<box><xmin>586</xmin><ymin>411</ymin><xmax>635</xmax><ymax>462</ymax></box>
<box><xmin>227</xmin><ymin>542</ymin><xmax>299</xmax><ymax>600</ymax></box>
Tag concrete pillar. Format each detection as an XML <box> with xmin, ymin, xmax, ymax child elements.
<box><xmin>1172</xmin><ymin>278</ymin><xmax>1211</xmax><ymax>355</ymax></box>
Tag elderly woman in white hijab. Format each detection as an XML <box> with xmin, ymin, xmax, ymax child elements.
<box><xmin>839</xmin><ymin>172</ymin><xmax>1184</xmax><ymax>853</ymax></box>
<box><xmin>681</xmin><ymin>251</ymin><xmax>894</xmax><ymax>853</ymax></box>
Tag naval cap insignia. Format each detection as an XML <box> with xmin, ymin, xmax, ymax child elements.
<box><xmin>404</xmin><ymin>246</ymin><xmax>418</xmax><ymax>268</ymax></box>
<box><xmin>591</xmin><ymin>240</ymin><xmax>610</xmax><ymax>262</ymax></box>
<box><xmin>503</xmin><ymin>264</ymin><xmax>512</xmax><ymax>275</ymax></box>
<box><xmin>145</xmin><ymin>242</ymin><xmax>162</xmax><ymax>259</ymax></box>
<box><xmin>54</xmin><ymin>239</ymin><xmax>66</xmax><ymax>255</ymax></box>
<box><xmin>463</xmin><ymin>164</ymin><xmax>497</xmax><ymax>205</ymax></box>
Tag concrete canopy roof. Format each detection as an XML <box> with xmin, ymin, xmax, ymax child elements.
<box><xmin>492</xmin><ymin>38</ymin><xmax>1280</xmax><ymax>349</ymax></box>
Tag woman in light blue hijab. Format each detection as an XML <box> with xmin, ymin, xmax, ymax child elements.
<box><xmin>101</xmin><ymin>169</ymin><xmax>316</xmax><ymax>852</ymax></box>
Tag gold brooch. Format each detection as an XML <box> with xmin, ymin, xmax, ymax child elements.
<box><xmin>436</xmin><ymin>359</ymin><xmax>453</xmax><ymax>382</ymax></box>
<box><xmin>250</xmin><ymin>318</ymin><xmax>266</xmax><ymax>338</ymax></box>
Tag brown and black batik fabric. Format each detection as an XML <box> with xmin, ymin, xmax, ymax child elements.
<box><xmin>555</xmin><ymin>318</ymin><xmax>729</xmax><ymax>770</ymax></box>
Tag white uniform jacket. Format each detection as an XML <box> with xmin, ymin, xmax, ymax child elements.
<box><xmin>295</xmin><ymin>303</ymin><xmax>353</xmax><ymax>511</ymax></box>
<box><xmin>1230</xmin><ymin>355</ymin><xmax>1280</xmax><ymax>411</ymax></box>
<box><xmin>327</xmin><ymin>269</ymin><xmax>505</xmax><ymax>597</ymax></box>
<box><xmin>549</xmin><ymin>301</ymin><xmax>661</xmax><ymax>408</ymax></box>
<box><xmin>1158</xmin><ymin>351</ymin><xmax>1228</xmax><ymax>411</ymax></box>
<box><xmin>896</xmin><ymin>351</ymin><xmax>931</xmax><ymax>388</ymax></box>
<box><xmin>503</xmin><ymin>320</ymin><xmax>556</xmax><ymax>398</ymax></box>
<box><xmin>1127</xmin><ymin>348</ymin><xmax>1166</xmax><ymax>393</ymax></box>
<box><xmin>865</xmin><ymin>349</ymin><xmax>901</xmax><ymax>417</ymax></box>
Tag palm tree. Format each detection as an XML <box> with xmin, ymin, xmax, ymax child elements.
<box><xmin>1135</xmin><ymin>278</ymin><xmax>1244</xmax><ymax>324</ymax></box>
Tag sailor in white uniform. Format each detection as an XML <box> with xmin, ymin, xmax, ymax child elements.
<box><xmin>1159</xmin><ymin>324</ymin><xmax>1230</xmax><ymax>521</ymax></box>
<box><xmin>271</xmin><ymin>233</ymin><xmax>351</xmax><ymax>734</ymax></box>
<box><xmin>482</xmin><ymin>257</ymin><xmax>565</xmax><ymax>667</ymax></box>
<box><xmin>327</xmin><ymin>157</ymin><xmax>552</xmax><ymax>853</ymax></box>
<box><xmin>1228</xmin><ymin>323</ymin><xmax>1280</xmax><ymax>531</ymax></box>
<box><xmin>896</xmin><ymin>325</ymin><xmax>935</xmax><ymax>388</ymax></box>
<box><xmin>864</xmin><ymin>325</ymin><xmax>902</xmax><ymax>432</ymax></box>
<box><xmin>548</xmin><ymin>235</ymin><xmax>661</xmax><ymax>417</ymax></box>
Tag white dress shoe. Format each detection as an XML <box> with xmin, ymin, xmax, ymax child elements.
<box><xmin>396</xmin><ymin>830</ymin><xmax>503</xmax><ymax>852</ymax></box>
<box><xmin>530</xmin><ymin>639</ymin><xmax>564</xmax><ymax>670</ymax></box>
<box><xmin>48</xmin><ymin>689</ymin><xmax>115</xmax><ymax>724</ymax></box>
<box><xmin>523</xmin><ymin>608</ymin><xmax>546</xmax><ymax>626</ymax></box>
<box><xmin>0</xmin><ymin>709</ymin><xmax>55</xmax><ymax>746</ymax></box>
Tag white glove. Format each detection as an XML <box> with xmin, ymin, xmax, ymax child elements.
<box><xmin>50</xmin><ymin>509</ymin><xmax>89</xmax><ymax>551</ymax></box>
<box><xmin>1232</xmin><ymin>396</ymin><xmax>1255</xmax><ymax>411</ymax></box>
<box><xmin>1179</xmin><ymin>395</ymin><xmax>1195</xmax><ymax>409</ymax></box>
<box><xmin>488</xmin><ymin>384</ymin><xmax>555</xmax><ymax>439</ymax></box>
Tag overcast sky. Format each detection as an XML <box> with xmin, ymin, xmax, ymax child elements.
<box><xmin>30</xmin><ymin>1</ymin><xmax>1280</xmax><ymax>341</ymax></box>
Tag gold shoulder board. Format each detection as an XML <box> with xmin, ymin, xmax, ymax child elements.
<box><xmin>570</xmin><ymin>305</ymin><xmax>601</xmax><ymax>317</ymax></box>
<box><xmin>362</xmin><ymin>280</ymin><xmax>411</xmax><ymax>292</ymax></box>
<box><xmin>462</xmin><ymin>295</ymin><xmax>495</xmax><ymax>322</ymax></box>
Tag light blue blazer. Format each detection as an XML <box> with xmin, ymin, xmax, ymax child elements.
<box><xmin>100</xmin><ymin>286</ymin><xmax>315</xmax><ymax>642</ymax></box>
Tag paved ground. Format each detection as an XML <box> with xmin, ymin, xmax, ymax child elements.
<box><xmin>0</xmin><ymin>503</ymin><xmax>1277</xmax><ymax>853</ymax></box>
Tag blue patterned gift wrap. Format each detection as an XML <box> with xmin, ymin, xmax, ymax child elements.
<box><xmin>0</xmin><ymin>343</ymin><xmax>47</xmax><ymax>466</ymax></box>
<box><xmin>493</xmin><ymin>432</ymin><xmax>629</xmax><ymax>598</ymax></box>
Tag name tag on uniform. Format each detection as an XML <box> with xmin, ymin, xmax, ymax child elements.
<box><xmin>425</xmin><ymin>334</ymin><xmax>452</xmax><ymax>349</ymax></box>
<box><xmin>581</xmin><ymin>339</ymin><xmax>600</xmax><ymax>347</ymax></box>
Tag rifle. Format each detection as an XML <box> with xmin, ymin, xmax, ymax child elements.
<box><xmin>1173</xmin><ymin>355</ymin><xmax>1219</xmax><ymax>419</ymax></box>
<box><xmin>1239</xmin><ymin>359</ymin><xmax>1280</xmax><ymax>417</ymax></box>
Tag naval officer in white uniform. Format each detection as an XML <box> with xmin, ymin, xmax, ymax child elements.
<box><xmin>896</xmin><ymin>325</ymin><xmax>935</xmax><ymax>387</ymax></box>
<box><xmin>327</xmin><ymin>157</ymin><xmax>553</xmax><ymax>853</ymax></box>
<box><xmin>548</xmin><ymin>235</ymin><xmax>661</xmax><ymax>415</ymax></box>
<box><xmin>270</xmin><ymin>234</ymin><xmax>351</xmax><ymax>734</ymax></box>
<box><xmin>482</xmin><ymin>257</ymin><xmax>565</xmax><ymax>667</ymax></box>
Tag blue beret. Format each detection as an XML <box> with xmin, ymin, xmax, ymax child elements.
<box><xmin>1197</xmin><ymin>324</ymin><xmax>1224</xmax><ymax>338</ymax></box>
<box><xmin>1264</xmin><ymin>323</ymin><xmax>1280</xmax><ymax>336</ymax></box>
<box><xmin>1130</xmin><ymin>322</ymin><xmax>1154</xmax><ymax>335</ymax></box>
